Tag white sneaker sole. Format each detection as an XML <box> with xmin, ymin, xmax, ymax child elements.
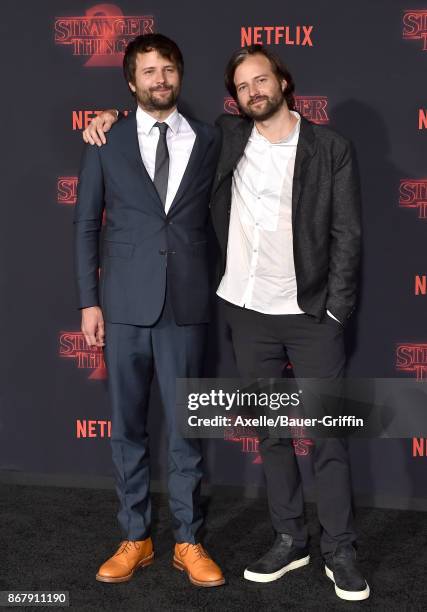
<box><xmin>244</xmin><ymin>555</ymin><xmax>310</xmax><ymax>583</ymax></box>
<box><xmin>325</xmin><ymin>565</ymin><xmax>370</xmax><ymax>600</ymax></box>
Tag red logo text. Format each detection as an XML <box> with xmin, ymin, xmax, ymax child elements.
<box><xmin>59</xmin><ymin>331</ymin><xmax>106</xmax><ymax>379</ymax></box>
<box><xmin>241</xmin><ymin>25</ymin><xmax>314</xmax><ymax>47</ymax></box>
<box><xmin>413</xmin><ymin>438</ymin><xmax>427</xmax><ymax>456</ymax></box>
<box><xmin>55</xmin><ymin>4</ymin><xmax>154</xmax><ymax>66</ymax></box>
<box><xmin>58</xmin><ymin>177</ymin><xmax>78</xmax><ymax>205</ymax></box>
<box><xmin>403</xmin><ymin>10</ymin><xmax>427</xmax><ymax>50</ymax></box>
<box><xmin>399</xmin><ymin>179</ymin><xmax>427</xmax><ymax>219</ymax></box>
<box><xmin>396</xmin><ymin>343</ymin><xmax>427</xmax><ymax>380</ymax></box>
<box><xmin>415</xmin><ymin>275</ymin><xmax>427</xmax><ymax>295</ymax></box>
<box><xmin>76</xmin><ymin>419</ymin><xmax>111</xmax><ymax>437</ymax></box>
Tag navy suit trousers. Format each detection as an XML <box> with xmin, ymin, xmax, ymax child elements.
<box><xmin>103</xmin><ymin>288</ymin><xmax>206</xmax><ymax>543</ymax></box>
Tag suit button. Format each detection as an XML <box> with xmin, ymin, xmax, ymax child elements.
<box><xmin>159</xmin><ymin>249</ymin><xmax>166</xmax><ymax>255</ymax></box>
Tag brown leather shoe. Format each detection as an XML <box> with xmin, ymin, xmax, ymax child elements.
<box><xmin>173</xmin><ymin>542</ymin><xmax>225</xmax><ymax>587</ymax></box>
<box><xmin>96</xmin><ymin>538</ymin><xmax>154</xmax><ymax>583</ymax></box>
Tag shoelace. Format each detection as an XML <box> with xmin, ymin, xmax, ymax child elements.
<box><xmin>180</xmin><ymin>543</ymin><xmax>209</xmax><ymax>560</ymax></box>
<box><xmin>115</xmin><ymin>540</ymin><xmax>141</xmax><ymax>556</ymax></box>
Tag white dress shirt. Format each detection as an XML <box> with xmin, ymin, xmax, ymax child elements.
<box><xmin>217</xmin><ymin>110</ymin><xmax>304</xmax><ymax>314</ymax></box>
<box><xmin>217</xmin><ymin>110</ymin><xmax>341</xmax><ymax>323</ymax></box>
<box><xmin>136</xmin><ymin>106</ymin><xmax>196</xmax><ymax>214</ymax></box>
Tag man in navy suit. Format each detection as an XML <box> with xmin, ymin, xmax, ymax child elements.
<box><xmin>75</xmin><ymin>33</ymin><xmax>224</xmax><ymax>587</ymax></box>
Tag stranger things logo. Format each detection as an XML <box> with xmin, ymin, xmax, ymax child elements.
<box><xmin>59</xmin><ymin>331</ymin><xmax>106</xmax><ymax>379</ymax></box>
<box><xmin>294</xmin><ymin>96</ymin><xmax>329</xmax><ymax>124</ymax></box>
<box><xmin>224</xmin><ymin>96</ymin><xmax>329</xmax><ymax>125</ymax></box>
<box><xmin>224</xmin><ymin>425</ymin><xmax>313</xmax><ymax>461</ymax></box>
<box><xmin>403</xmin><ymin>10</ymin><xmax>427</xmax><ymax>50</ymax></box>
<box><xmin>396</xmin><ymin>343</ymin><xmax>427</xmax><ymax>381</ymax></box>
<box><xmin>58</xmin><ymin>177</ymin><xmax>78</xmax><ymax>205</ymax></box>
<box><xmin>399</xmin><ymin>179</ymin><xmax>427</xmax><ymax>218</ymax></box>
<box><xmin>54</xmin><ymin>3</ymin><xmax>154</xmax><ymax>66</ymax></box>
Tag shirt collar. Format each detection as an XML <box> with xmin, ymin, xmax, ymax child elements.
<box><xmin>251</xmin><ymin>110</ymin><xmax>301</xmax><ymax>145</ymax></box>
<box><xmin>136</xmin><ymin>106</ymin><xmax>181</xmax><ymax>135</ymax></box>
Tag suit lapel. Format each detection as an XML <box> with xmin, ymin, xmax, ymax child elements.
<box><xmin>119</xmin><ymin>112</ymin><xmax>214</xmax><ymax>215</ymax></box>
<box><xmin>119</xmin><ymin>112</ymin><xmax>166</xmax><ymax>212</ymax></box>
<box><xmin>166</xmin><ymin>116</ymin><xmax>212</xmax><ymax>214</ymax></box>
<box><xmin>212</xmin><ymin>118</ymin><xmax>253</xmax><ymax>194</ymax></box>
<box><xmin>292</xmin><ymin>116</ymin><xmax>317</xmax><ymax>225</ymax></box>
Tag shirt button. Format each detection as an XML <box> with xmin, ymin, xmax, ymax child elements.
<box><xmin>253</xmin><ymin>249</ymin><xmax>258</xmax><ymax>252</ymax></box>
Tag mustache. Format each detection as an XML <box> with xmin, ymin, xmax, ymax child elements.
<box><xmin>248</xmin><ymin>95</ymin><xmax>268</xmax><ymax>105</ymax></box>
<box><xmin>150</xmin><ymin>85</ymin><xmax>173</xmax><ymax>92</ymax></box>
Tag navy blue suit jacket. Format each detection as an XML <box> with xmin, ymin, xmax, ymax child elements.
<box><xmin>74</xmin><ymin>111</ymin><xmax>221</xmax><ymax>325</ymax></box>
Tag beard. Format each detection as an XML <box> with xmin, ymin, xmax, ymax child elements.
<box><xmin>240</xmin><ymin>90</ymin><xmax>284</xmax><ymax>121</ymax></box>
<box><xmin>136</xmin><ymin>84</ymin><xmax>180</xmax><ymax>111</ymax></box>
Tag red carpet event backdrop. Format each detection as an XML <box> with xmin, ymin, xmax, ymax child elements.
<box><xmin>0</xmin><ymin>0</ymin><xmax>426</xmax><ymax>509</ymax></box>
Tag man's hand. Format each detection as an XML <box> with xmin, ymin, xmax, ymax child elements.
<box><xmin>83</xmin><ymin>110</ymin><xmax>118</xmax><ymax>146</ymax></box>
<box><xmin>81</xmin><ymin>306</ymin><xmax>105</xmax><ymax>348</ymax></box>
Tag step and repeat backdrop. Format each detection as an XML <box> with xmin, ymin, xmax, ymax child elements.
<box><xmin>0</xmin><ymin>0</ymin><xmax>426</xmax><ymax>509</ymax></box>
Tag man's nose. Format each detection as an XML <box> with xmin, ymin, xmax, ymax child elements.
<box><xmin>156</xmin><ymin>71</ymin><xmax>166</xmax><ymax>84</ymax></box>
<box><xmin>248</xmin><ymin>83</ymin><xmax>260</xmax><ymax>98</ymax></box>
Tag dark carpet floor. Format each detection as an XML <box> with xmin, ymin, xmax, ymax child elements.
<box><xmin>1</xmin><ymin>483</ymin><xmax>426</xmax><ymax>611</ymax></box>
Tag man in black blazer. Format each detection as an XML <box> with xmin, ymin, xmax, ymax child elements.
<box><xmin>211</xmin><ymin>45</ymin><xmax>368</xmax><ymax>601</ymax></box>
<box><xmin>75</xmin><ymin>34</ymin><xmax>224</xmax><ymax>587</ymax></box>
<box><xmin>82</xmin><ymin>44</ymin><xmax>369</xmax><ymax>601</ymax></box>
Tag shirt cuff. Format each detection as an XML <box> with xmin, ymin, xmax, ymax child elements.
<box><xmin>326</xmin><ymin>309</ymin><xmax>342</xmax><ymax>324</ymax></box>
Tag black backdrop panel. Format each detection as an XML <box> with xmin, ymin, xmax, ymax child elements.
<box><xmin>0</xmin><ymin>0</ymin><xmax>426</xmax><ymax>508</ymax></box>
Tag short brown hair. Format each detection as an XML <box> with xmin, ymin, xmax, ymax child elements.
<box><xmin>225</xmin><ymin>44</ymin><xmax>295</xmax><ymax>109</ymax></box>
<box><xmin>123</xmin><ymin>33</ymin><xmax>184</xmax><ymax>85</ymax></box>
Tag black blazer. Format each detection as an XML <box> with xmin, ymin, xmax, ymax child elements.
<box><xmin>74</xmin><ymin>111</ymin><xmax>220</xmax><ymax>326</ymax></box>
<box><xmin>210</xmin><ymin>113</ymin><xmax>361</xmax><ymax>324</ymax></box>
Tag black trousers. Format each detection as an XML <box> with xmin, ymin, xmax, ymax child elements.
<box><xmin>222</xmin><ymin>300</ymin><xmax>357</xmax><ymax>559</ymax></box>
<box><xmin>103</xmin><ymin>288</ymin><xmax>207</xmax><ymax>543</ymax></box>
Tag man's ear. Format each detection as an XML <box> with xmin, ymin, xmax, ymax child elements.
<box><xmin>128</xmin><ymin>81</ymin><xmax>136</xmax><ymax>94</ymax></box>
<box><xmin>281</xmin><ymin>79</ymin><xmax>287</xmax><ymax>93</ymax></box>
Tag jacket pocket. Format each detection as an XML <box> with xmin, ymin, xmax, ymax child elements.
<box><xmin>104</xmin><ymin>241</ymin><xmax>135</xmax><ymax>259</ymax></box>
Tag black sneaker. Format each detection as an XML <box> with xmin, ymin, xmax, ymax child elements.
<box><xmin>324</xmin><ymin>544</ymin><xmax>370</xmax><ymax>601</ymax></box>
<box><xmin>244</xmin><ymin>533</ymin><xmax>310</xmax><ymax>583</ymax></box>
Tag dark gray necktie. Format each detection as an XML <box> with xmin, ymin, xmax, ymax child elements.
<box><xmin>153</xmin><ymin>121</ymin><xmax>169</xmax><ymax>206</ymax></box>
